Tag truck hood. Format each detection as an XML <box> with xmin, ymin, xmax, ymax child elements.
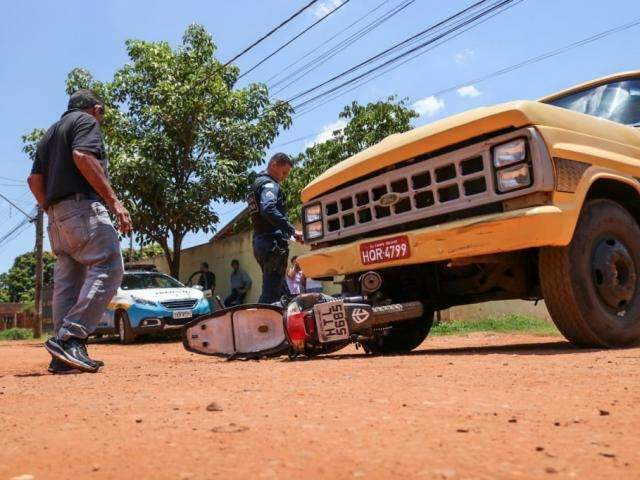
<box><xmin>301</xmin><ymin>99</ymin><xmax>640</xmax><ymax>202</ymax></box>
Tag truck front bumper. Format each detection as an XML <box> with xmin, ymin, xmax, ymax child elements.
<box><xmin>297</xmin><ymin>205</ymin><xmax>577</xmax><ymax>278</ymax></box>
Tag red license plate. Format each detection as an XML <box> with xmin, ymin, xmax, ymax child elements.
<box><xmin>359</xmin><ymin>235</ymin><xmax>411</xmax><ymax>265</ymax></box>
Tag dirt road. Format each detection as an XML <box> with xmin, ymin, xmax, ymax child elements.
<box><xmin>0</xmin><ymin>333</ymin><xmax>638</xmax><ymax>480</ymax></box>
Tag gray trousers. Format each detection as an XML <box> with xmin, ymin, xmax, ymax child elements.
<box><xmin>47</xmin><ymin>198</ymin><xmax>124</xmax><ymax>341</ymax></box>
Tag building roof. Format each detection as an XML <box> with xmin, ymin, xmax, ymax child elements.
<box><xmin>210</xmin><ymin>206</ymin><xmax>250</xmax><ymax>241</ymax></box>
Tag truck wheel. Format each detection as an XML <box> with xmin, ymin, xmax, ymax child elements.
<box><xmin>117</xmin><ymin>311</ymin><xmax>137</xmax><ymax>344</ymax></box>
<box><xmin>540</xmin><ymin>199</ymin><xmax>640</xmax><ymax>347</ymax></box>
<box><xmin>362</xmin><ymin>311</ymin><xmax>434</xmax><ymax>354</ymax></box>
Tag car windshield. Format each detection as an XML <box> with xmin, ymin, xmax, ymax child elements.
<box><xmin>121</xmin><ymin>273</ymin><xmax>184</xmax><ymax>290</ymax></box>
<box><xmin>546</xmin><ymin>79</ymin><xmax>640</xmax><ymax>126</ymax></box>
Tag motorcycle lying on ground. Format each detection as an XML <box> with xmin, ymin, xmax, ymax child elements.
<box><xmin>182</xmin><ymin>273</ymin><xmax>428</xmax><ymax>359</ymax></box>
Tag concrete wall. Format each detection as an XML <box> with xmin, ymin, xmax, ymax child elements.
<box><xmin>151</xmin><ymin>229</ymin><xmax>317</xmax><ymax>304</ymax></box>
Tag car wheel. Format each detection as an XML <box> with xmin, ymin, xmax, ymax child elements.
<box><xmin>540</xmin><ymin>199</ymin><xmax>640</xmax><ymax>348</ymax></box>
<box><xmin>362</xmin><ymin>310</ymin><xmax>434</xmax><ymax>354</ymax></box>
<box><xmin>117</xmin><ymin>311</ymin><xmax>137</xmax><ymax>344</ymax></box>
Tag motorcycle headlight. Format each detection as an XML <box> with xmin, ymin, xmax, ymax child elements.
<box><xmin>493</xmin><ymin>139</ymin><xmax>526</xmax><ymax>168</ymax></box>
<box><xmin>496</xmin><ymin>164</ymin><xmax>532</xmax><ymax>193</ymax></box>
<box><xmin>304</xmin><ymin>221</ymin><xmax>323</xmax><ymax>240</ymax></box>
<box><xmin>131</xmin><ymin>296</ymin><xmax>157</xmax><ymax>307</ymax></box>
<box><xmin>304</xmin><ymin>203</ymin><xmax>322</xmax><ymax>223</ymax></box>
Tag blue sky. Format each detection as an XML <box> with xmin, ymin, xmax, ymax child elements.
<box><xmin>1</xmin><ymin>0</ymin><xmax>638</xmax><ymax>274</ymax></box>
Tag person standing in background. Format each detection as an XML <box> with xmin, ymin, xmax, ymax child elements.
<box><xmin>286</xmin><ymin>256</ymin><xmax>305</xmax><ymax>295</ymax></box>
<box><xmin>197</xmin><ymin>262</ymin><xmax>216</xmax><ymax>311</ymax></box>
<box><xmin>225</xmin><ymin>259</ymin><xmax>252</xmax><ymax>306</ymax></box>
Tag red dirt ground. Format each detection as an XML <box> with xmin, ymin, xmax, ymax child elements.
<box><xmin>0</xmin><ymin>333</ymin><xmax>638</xmax><ymax>480</ymax></box>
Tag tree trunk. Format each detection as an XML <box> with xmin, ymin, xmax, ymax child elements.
<box><xmin>33</xmin><ymin>207</ymin><xmax>44</xmax><ymax>338</ymax></box>
<box><xmin>170</xmin><ymin>233</ymin><xmax>183</xmax><ymax>279</ymax></box>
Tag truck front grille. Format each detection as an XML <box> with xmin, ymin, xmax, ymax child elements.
<box><xmin>308</xmin><ymin>127</ymin><xmax>553</xmax><ymax>244</ymax></box>
<box><xmin>160</xmin><ymin>299</ymin><xmax>198</xmax><ymax>310</ymax></box>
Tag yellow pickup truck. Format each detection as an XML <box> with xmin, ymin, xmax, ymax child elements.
<box><xmin>298</xmin><ymin>71</ymin><xmax>640</xmax><ymax>352</ymax></box>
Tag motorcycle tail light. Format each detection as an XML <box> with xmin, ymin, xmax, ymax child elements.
<box><xmin>304</xmin><ymin>313</ymin><xmax>315</xmax><ymax>335</ymax></box>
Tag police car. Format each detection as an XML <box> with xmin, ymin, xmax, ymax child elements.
<box><xmin>95</xmin><ymin>268</ymin><xmax>211</xmax><ymax>343</ymax></box>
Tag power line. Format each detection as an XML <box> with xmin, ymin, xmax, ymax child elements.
<box><xmin>290</xmin><ymin>0</ymin><xmax>515</xmax><ymax>111</ymax></box>
<box><xmin>239</xmin><ymin>0</ymin><xmax>352</xmax><ymax>79</ymax></box>
<box><xmin>295</xmin><ymin>9</ymin><xmax>636</xmax><ymax>117</ymax></box>
<box><xmin>264</xmin><ymin>0</ymin><xmax>394</xmax><ymax>86</ymax></box>
<box><xmin>222</xmin><ymin>0</ymin><xmax>321</xmax><ymax>68</ymax></box>
<box><xmin>294</xmin><ymin>0</ymin><xmax>521</xmax><ymax>115</ymax></box>
<box><xmin>285</xmin><ymin>0</ymin><xmax>492</xmax><ymax>104</ymax></box>
<box><xmin>271</xmin><ymin>13</ymin><xmax>639</xmax><ymax>150</ymax></box>
<box><xmin>270</xmin><ymin>0</ymin><xmax>416</xmax><ymax>95</ymax></box>
<box><xmin>0</xmin><ymin>192</ymin><xmax>35</xmax><ymax>220</ymax></box>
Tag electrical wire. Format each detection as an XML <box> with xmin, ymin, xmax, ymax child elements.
<box><xmin>285</xmin><ymin>0</ymin><xmax>493</xmax><ymax>104</ymax></box>
<box><xmin>239</xmin><ymin>0</ymin><xmax>352</xmax><ymax>79</ymax></box>
<box><xmin>222</xmin><ymin>0</ymin><xmax>321</xmax><ymax>68</ymax></box>
<box><xmin>294</xmin><ymin>0</ymin><xmax>522</xmax><ymax>115</ymax></box>
<box><xmin>264</xmin><ymin>0</ymin><xmax>393</xmax><ymax>85</ymax></box>
<box><xmin>270</xmin><ymin>0</ymin><xmax>416</xmax><ymax>95</ymax></box>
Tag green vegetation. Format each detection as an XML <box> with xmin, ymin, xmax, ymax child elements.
<box><xmin>431</xmin><ymin>314</ymin><xmax>560</xmax><ymax>336</ymax></box>
<box><xmin>0</xmin><ymin>251</ymin><xmax>56</xmax><ymax>303</ymax></box>
<box><xmin>59</xmin><ymin>24</ymin><xmax>292</xmax><ymax>278</ymax></box>
<box><xmin>284</xmin><ymin>96</ymin><xmax>418</xmax><ymax>222</ymax></box>
<box><xmin>0</xmin><ymin>328</ymin><xmax>35</xmax><ymax>341</ymax></box>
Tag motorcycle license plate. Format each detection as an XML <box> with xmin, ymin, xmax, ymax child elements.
<box><xmin>360</xmin><ymin>235</ymin><xmax>410</xmax><ymax>265</ymax></box>
<box><xmin>173</xmin><ymin>310</ymin><xmax>193</xmax><ymax>320</ymax></box>
<box><xmin>313</xmin><ymin>300</ymin><xmax>349</xmax><ymax>343</ymax></box>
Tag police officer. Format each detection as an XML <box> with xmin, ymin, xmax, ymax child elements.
<box><xmin>249</xmin><ymin>153</ymin><xmax>303</xmax><ymax>304</ymax></box>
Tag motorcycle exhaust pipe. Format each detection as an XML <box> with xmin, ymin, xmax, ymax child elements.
<box><xmin>370</xmin><ymin>301</ymin><xmax>424</xmax><ymax>326</ymax></box>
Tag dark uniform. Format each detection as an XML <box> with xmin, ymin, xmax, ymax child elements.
<box><xmin>249</xmin><ymin>172</ymin><xmax>296</xmax><ymax>304</ymax></box>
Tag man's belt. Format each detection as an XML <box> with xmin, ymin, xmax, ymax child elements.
<box><xmin>50</xmin><ymin>192</ymin><xmax>102</xmax><ymax>206</ymax></box>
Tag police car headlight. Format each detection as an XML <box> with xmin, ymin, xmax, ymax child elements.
<box><xmin>304</xmin><ymin>221</ymin><xmax>323</xmax><ymax>240</ymax></box>
<box><xmin>304</xmin><ymin>204</ymin><xmax>322</xmax><ymax>223</ymax></box>
<box><xmin>131</xmin><ymin>296</ymin><xmax>158</xmax><ymax>307</ymax></box>
<box><xmin>493</xmin><ymin>138</ymin><xmax>527</xmax><ymax>168</ymax></box>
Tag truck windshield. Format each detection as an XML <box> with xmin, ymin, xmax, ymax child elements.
<box><xmin>121</xmin><ymin>273</ymin><xmax>184</xmax><ymax>290</ymax></box>
<box><xmin>546</xmin><ymin>79</ymin><xmax>640</xmax><ymax>126</ymax></box>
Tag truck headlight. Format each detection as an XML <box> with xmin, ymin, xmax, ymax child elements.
<box><xmin>304</xmin><ymin>204</ymin><xmax>322</xmax><ymax>223</ymax></box>
<box><xmin>493</xmin><ymin>139</ymin><xmax>526</xmax><ymax>168</ymax></box>
<box><xmin>304</xmin><ymin>221</ymin><xmax>323</xmax><ymax>240</ymax></box>
<box><xmin>496</xmin><ymin>164</ymin><xmax>531</xmax><ymax>193</ymax></box>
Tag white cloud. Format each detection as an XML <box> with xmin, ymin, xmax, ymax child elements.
<box><xmin>454</xmin><ymin>48</ymin><xmax>474</xmax><ymax>64</ymax></box>
<box><xmin>311</xmin><ymin>0</ymin><xmax>343</xmax><ymax>19</ymax></box>
<box><xmin>306</xmin><ymin>118</ymin><xmax>348</xmax><ymax>147</ymax></box>
<box><xmin>457</xmin><ymin>85</ymin><xmax>481</xmax><ymax>98</ymax></box>
<box><xmin>412</xmin><ymin>96</ymin><xmax>445</xmax><ymax>118</ymax></box>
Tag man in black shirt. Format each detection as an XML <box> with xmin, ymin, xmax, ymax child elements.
<box><xmin>28</xmin><ymin>89</ymin><xmax>132</xmax><ymax>374</ymax></box>
<box><xmin>197</xmin><ymin>262</ymin><xmax>216</xmax><ymax>291</ymax></box>
<box><xmin>249</xmin><ymin>153</ymin><xmax>303</xmax><ymax>304</ymax></box>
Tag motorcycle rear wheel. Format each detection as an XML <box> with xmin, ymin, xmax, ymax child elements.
<box><xmin>362</xmin><ymin>310</ymin><xmax>434</xmax><ymax>354</ymax></box>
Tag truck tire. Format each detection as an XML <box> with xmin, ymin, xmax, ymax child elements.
<box><xmin>540</xmin><ymin>199</ymin><xmax>640</xmax><ymax>347</ymax></box>
<box><xmin>117</xmin><ymin>311</ymin><xmax>137</xmax><ymax>344</ymax></box>
<box><xmin>362</xmin><ymin>310</ymin><xmax>434</xmax><ymax>354</ymax></box>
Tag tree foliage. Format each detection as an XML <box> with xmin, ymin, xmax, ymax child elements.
<box><xmin>121</xmin><ymin>243</ymin><xmax>166</xmax><ymax>262</ymax></box>
<box><xmin>65</xmin><ymin>24</ymin><xmax>292</xmax><ymax>276</ymax></box>
<box><xmin>0</xmin><ymin>251</ymin><xmax>56</xmax><ymax>303</ymax></box>
<box><xmin>284</xmin><ymin>96</ymin><xmax>418</xmax><ymax>221</ymax></box>
<box><xmin>22</xmin><ymin>128</ymin><xmax>46</xmax><ymax>161</ymax></box>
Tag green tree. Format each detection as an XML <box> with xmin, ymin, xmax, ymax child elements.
<box><xmin>22</xmin><ymin>128</ymin><xmax>46</xmax><ymax>161</ymax></box>
<box><xmin>121</xmin><ymin>243</ymin><xmax>167</xmax><ymax>262</ymax></box>
<box><xmin>63</xmin><ymin>24</ymin><xmax>292</xmax><ymax>277</ymax></box>
<box><xmin>0</xmin><ymin>252</ymin><xmax>56</xmax><ymax>303</ymax></box>
<box><xmin>284</xmin><ymin>96</ymin><xmax>418</xmax><ymax>221</ymax></box>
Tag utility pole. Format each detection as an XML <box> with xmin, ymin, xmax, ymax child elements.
<box><xmin>33</xmin><ymin>206</ymin><xmax>44</xmax><ymax>338</ymax></box>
